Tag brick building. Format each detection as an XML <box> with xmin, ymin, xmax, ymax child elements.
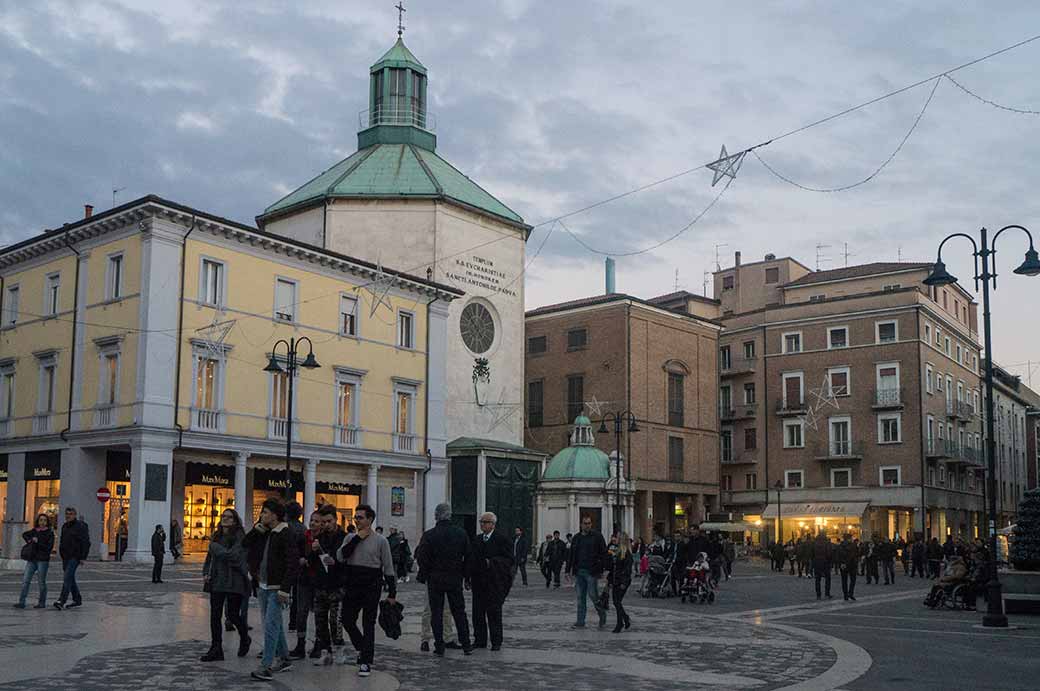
<box><xmin>712</xmin><ymin>253</ymin><xmax>986</xmax><ymax>543</ymax></box>
<box><xmin>524</xmin><ymin>294</ymin><xmax>721</xmax><ymax>540</ymax></box>
<box><xmin>986</xmin><ymin>361</ymin><xmax>1040</xmax><ymax>525</ymax></box>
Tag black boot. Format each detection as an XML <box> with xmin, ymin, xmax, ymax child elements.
<box><xmin>288</xmin><ymin>639</ymin><xmax>306</xmax><ymax>660</ymax></box>
<box><xmin>201</xmin><ymin>646</ymin><xmax>224</xmax><ymax>662</ymax></box>
<box><xmin>237</xmin><ymin>635</ymin><xmax>251</xmax><ymax>658</ymax></box>
<box><xmin>624</xmin><ymin>615</ymin><xmax>631</xmax><ymax>630</ymax></box>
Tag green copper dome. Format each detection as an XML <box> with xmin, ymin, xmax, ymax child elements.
<box><xmin>542</xmin><ymin>416</ymin><xmax>609</xmax><ymax>481</ymax></box>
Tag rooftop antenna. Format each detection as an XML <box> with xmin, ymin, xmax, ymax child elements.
<box><xmin>112</xmin><ymin>186</ymin><xmax>126</xmax><ymax>208</ymax></box>
<box><xmin>395</xmin><ymin>1</ymin><xmax>406</xmax><ymax>38</ymax></box>
<box><xmin>674</xmin><ymin>269</ymin><xmax>683</xmax><ymax>292</ymax></box>
<box><xmin>897</xmin><ymin>246</ymin><xmax>903</xmax><ymax>262</ymax></box>
<box><xmin>842</xmin><ymin>242</ymin><xmax>856</xmax><ymax>267</ymax></box>
<box><xmin>703</xmin><ymin>270</ymin><xmax>712</xmax><ymax>297</ymax></box>
<box><xmin>714</xmin><ymin>243</ymin><xmax>728</xmax><ymax>271</ymax></box>
<box><xmin>815</xmin><ymin>243</ymin><xmax>831</xmax><ymax>271</ymax></box>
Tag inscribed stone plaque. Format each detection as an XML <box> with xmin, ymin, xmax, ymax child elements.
<box><xmin>145</xmin><ymin>463</ymin><xmax>168</xmax><ymax>501</ymax></box>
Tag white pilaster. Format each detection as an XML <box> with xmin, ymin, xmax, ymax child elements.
<box><xmin>476</xmin><ymin>450</ymin><xmax>487</xmax><ymax>517</ymax></box>
<box><xmin>234</xmin><ymin>451</ymin><xmax>249</xmax><ymax>519</ymax></box>
<box><xmin>70</xmin><ymin>252</ymin><xmax>90</xmax><ymax>429</ymax></box>
<box><xmin>124</xmin><ymin>438</ymin><xmax>174</xmax><ymax>562</ymax></box>
<box><xmin>304</xmin><ymin>458</ymin><xmax>318</xmax><ymax>523</ymax></box>
<box><xmin>367</xmin><ymin>464</ymin><xmax>380</xmax><ymax>515</ymax></box>
<box><xmin>568</xmin><ymin>493</ymin><xmax>577</xmax><ymax>535</ymax></box>
<box><xmin>1</xmin><ymin>452</ymin><xmax>26</xmax><ymax>559</ymax></box>
<box><xmin>426</xmin><ymin>299</ymin><xmax>450</xmax><ymax>458</ymax></box>
<box><xmin>424</xmin><ymin>460</ymin><xmax>448</xmax><ymax>530</ymax></box>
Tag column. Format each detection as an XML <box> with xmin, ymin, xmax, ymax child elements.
<box><xmin>234</xmin><ymin>451</ymin><xmax>249</xmax><ymax>519</ymax></box>
<box><xmin>1</xmin><ymin>452</ymin><xmax>26</xmax><ymax>559</ymax></box>
<box><xmin>426</xmin><ymin>300</ymin><xmax>450</xmax><ymax>459</ymax></box>
<box><xmin>476</xmin><ymin>450</ymin><xmax>487</xmax><ymax>517</ymax></box>
<box><xmin>567</xmin><ymin>493</ymin><xmax>577</xmax><ymax>535</ymax></box>
<box><xmin>304</xmin><ymin>458</ymin><xmax>318</xmax><ymax>523</ymax></box>
<box><xmin>367</xmin><ymin>464</ymin><xmax>380</xmax><ymax>516</ymax></box>
<box><xmin>124</xmin><ymin>438</ymin><xmax>174</xmax><ymax>562</ymax></box>
<box><xmin>425</xmin><ymin>460</ymin><xmax>448</xmax><ymax>531</ymax></box>
<box><xmin>692</xmin><ymin>493</ymin><xmax>705</xmax><ymax>525</ymax></box>
<box><xmin>58</xmin><ymin>447</ymin><xmax>105</xmax><ymax>559</ymax></box>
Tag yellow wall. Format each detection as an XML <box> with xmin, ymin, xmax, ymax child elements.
<box><xmin>1</xmin><ymin>253</ymin><xmax>78</xmax><ymax>435</ymax></box>
<box><xmin>178</xmin><ymin>237</ymin><xmax>429</xmax><ymax>451</ymax></box>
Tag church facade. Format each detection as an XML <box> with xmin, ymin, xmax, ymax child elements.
<box><xmin>257</xmin><ymin>38</ymin><xmax>544</xmax><ymax>537</ymax></box>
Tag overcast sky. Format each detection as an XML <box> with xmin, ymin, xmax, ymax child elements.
<box><xmin>2</xmin><ymin>1</ymin><xmax>1039</xmax><ymax>383</ymax></box>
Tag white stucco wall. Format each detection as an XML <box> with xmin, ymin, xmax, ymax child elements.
<box><xmin>264</xmin><ymin>205</ymin><xmax>326</xmax><ymax>248</ymax></box>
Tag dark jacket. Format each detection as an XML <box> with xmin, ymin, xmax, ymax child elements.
<box><xmin>926</xmin><ymin>540</ymin><xmax>943</xmax><ymax>561</ymax></box>
<box><xmin>877</xmin><ymin>541</ymin><xmax>897</xmax><ymax>561</ymax></box>
<box><xmin>243</xmin><ymin>522</ymin><xmax>299</xmax><ymax>595</ymax></box>
<box><xmin>687</xmin><ymin>534</ymin><xmax>710</xmax><ymax>566</ymax></box>
<box><xmin>469</xmin><ymin>530</ymin><xmax>514</xmax><ymax>605</ymax></box>
<box><xmin>59</xmin><ymin>519</ymin><xmax>91</xmax><ymax>561</ymax></box>
<box><xmin>151</xmin><ymin>530</ymin><xmax>165</xmax><ymax>558</ymax></box>
<box><xmin>547</xmin><ymin>538</ymin><xmax>567</xmax><ymax>567</ymax></box>
<box><xmin>512</xmin><ymin>534</ymin><xmax>529</xmax><ymax>564</ymax></box>
<box><xmin>607</xmin><ymin>552</ymin><xmax>633</xmax><ymax>589</ymax></box>
<box><xmin>810</xmin><ymin>536</ymin><xmax>833</xmax><ymax>566</ymax></box>
<box><xmin>308</xmin><ymin>527</ymin><xmax>346</xmax><ymax>590</ymax></box>
<box><xmin>835</xmin><ymin>539</ymin><xmax>860</xmax><ymax>569</ymax></box>
<box><xmin>911</xmin><ymin>541</ymin><xmax>926</xmax><ymax>561</ymax></box>
<box><xmin>417</xmin><ymin>519</ymin><xmax>471</xmax><ymax>590</ymax></box>
<box><xmin>21</xmin><ymin>528</ymin><xmax>54</xmax><ymax>563</ymax></box>
<box><xmin>569</xmin><ymin>530</ymin><xmax>608</xmax><ymax>576</ymax></box>
<box><xmin>203</xmin><ymin>529</ymin><xmax>250</xmax><ymax>595</ymax></box>
<box><xmin>285</xmin><ymin>519</ymin><xmax>307</xmax><ymax>583</ymax></box>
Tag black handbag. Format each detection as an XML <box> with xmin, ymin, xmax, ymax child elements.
<box><xmin>596</xmin><ymin>588</ymin><xmax>610</xmax><ymax>612</ymax></box>
<box><xmin>20</xmin><ymin>543</ymin><xmax>33</xmax><ymax>561</ymax></box>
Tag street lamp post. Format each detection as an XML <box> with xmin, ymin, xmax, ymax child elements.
<box><xmin>774</xmin><ymin>480</ymin><xmax>784</xmax><ymax>545</ymax></box>
<box><xmin>598</xmin><ymin>411</ymin><xmax>640</xmax><ymax>535</ymax></box>
<box><xmin>924</xmin><ymin>224</ymin><xmax>1040</xmax><ymax>629</ymax></box>
<box><xmin>263</xmin><ymin>337</ymin><xmax>321</xmax><ymax>500</ymax></box>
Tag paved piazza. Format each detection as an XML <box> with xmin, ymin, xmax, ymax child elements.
<box><xmin>0</xmin><ymin>558</ymin><xmax>1036</xmax><ymax>690</ymax></box>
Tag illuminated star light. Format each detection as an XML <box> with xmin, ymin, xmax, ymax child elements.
<box><xmin>365</xmin><ymin>260</ymin><xmax>396</xmax><ymax>318</ymax></box>
<box><xmin>706</xmin><ymin>145</ymin><xmax>746</xmax><ymax>187</ymax></box>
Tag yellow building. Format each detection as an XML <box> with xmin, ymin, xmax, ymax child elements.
<box><xmin>0</xmin><ymin>196</ymin><xmax>460</xmax><ymax>560</ymax></box>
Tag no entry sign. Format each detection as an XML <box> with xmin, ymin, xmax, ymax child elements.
<box><xmin>96</xmin><ymin>487</ymin><xmax>111</xmax><ymax>503</ymax></box>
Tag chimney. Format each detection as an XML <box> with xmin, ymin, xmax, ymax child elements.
<box><xmin>605</xmin><ymin>257</ymin><xmax>616</xmax><ymax>294</ymax></box>
<box><xmin>735</xmin><ymin>251</ymin><xmax>741</xmax><ymax>267</ymax></box>
<box><xmin>84</xmin><ymin>204</ymin><xmax>93</xmax><ymax>219</ymax></box>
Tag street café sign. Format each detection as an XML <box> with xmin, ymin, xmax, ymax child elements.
<box><xmin>761</xmin><ymin>502</ymin><xmax>870</xmax><ymax>519</ymax></box>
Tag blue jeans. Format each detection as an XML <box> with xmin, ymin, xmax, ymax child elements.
<box><xmin>574</xmin><ymin>569</ymin><xmax>604</xmax><ymax>626</ymax></box>
<box><xmin>59</xmin><ymin>559</ymin><xmax>81</xmax><ymax>605</ymax></box>
<box><xmin>19</xmin><ymin>561</ymin><xmax>49</xmax><ymax>606</ymax></box>
<box><xmin>258</xmin><ymin>588</ymin><xmax>288</xmax><ymax>668</ymax></box>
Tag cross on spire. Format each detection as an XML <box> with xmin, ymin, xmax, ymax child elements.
<box><xmin>395</xmin><ymin>1</ymin><xmax>406</xmax><ymax>38</ymax></box>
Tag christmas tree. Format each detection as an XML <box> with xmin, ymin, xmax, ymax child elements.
<box><xmin>1011</xmin><ymin>488</ymin><xmax>1040</xmax><ymax>571</ymax></box>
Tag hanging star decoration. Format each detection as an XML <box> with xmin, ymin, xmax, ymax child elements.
<box><xmin>364</xmin><ymin>259</ymin><xmax>396</xmax><ymax>318</ymax></box>
<box><xmin>485</xmin><ymin>388</ymin><xmax>521</xmax><ymax>435</ymax></box>
<box><xmin>801</xmin><ymin>375</ymin><xmax>842</xmax><ymax>431</ymax></box>
<box><xmin>583</xmin><ymin>394</ymin><xmax>607</xmax><ymax>420</ymax></box>
<box><xmin>706</xmin><ymin>145</ymin><xmax>747</xmax><ymax>186</ymax></box>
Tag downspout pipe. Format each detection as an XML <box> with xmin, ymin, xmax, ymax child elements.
<box><xmin>60</xmin><ymin>224</ymin><xmax>81</xmax><ymax>442</ymax></box>
<box><xmin>421</xmin><ymin>293</ymin><xmax>438</xmax><ymax>531</ymax></box>
<box><xmin>172</xmin><ymin>216</ymin><xmax>198</xmax><ymax>448</ymax></box>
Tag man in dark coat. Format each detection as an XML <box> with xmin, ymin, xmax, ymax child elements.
<box><xmin>307</xmin><ymin>504</ymin><xmax>346</xmax><ymax>662</ymax></box>
<box><xmin>54</xmin><ymin>507</ymin><xmax>90</xmax><ymax>610</ymax></box>
<box><xmin>469</xmin><ymin>512</ymin><xmax>513</xmax><ymax>651</ymax></box>
<box><xmin>878</xmin><ymin>536</ymin><xmax>897</xmax><ymax>585</ymax></box>
<box><xmin>284</xmin><ymin>502</ymin><xmax>307</xmax><ymax>634</ymax></box>
<box><xmin>416</xmin><ymin>503</ymin><xmax>473</xmax><ymax>656</ymax></box>
<box><xmin>151</xmin><ymin>524</ymin><xmax>166</xmax><ymax>584</ymax></box>
<box><xmin>568</xmin><ymin>516</ymin><xmax>608</xmax><ymax>628</ymax></box>
<box><xmin>911</xmin><ymin>537</ymin><xmax>927</xmax><ymax>578</ymax></box>
<box><xmin>836</xmin><ymin>534</ymin><xmax>860</xmax><ymax>601</ymax></box>
<box><xmin>511</xmin><ymin>527</ymin><xmax>530</xmax><ymax>587</ymax></box>
<box><xmin>810</xmin><ymin>532</ymin><xmax>834</xmax><ymax>600</ymax></box>
<box><xmin>546</xmin><ymin>531</ymin><xmax>567</xmax><ymax>588</ymax></box>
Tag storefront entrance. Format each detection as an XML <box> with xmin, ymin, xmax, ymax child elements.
<box><xmin>24</xmin><ymin>451</ymin><xmax>61</xmax><ymax>528</ymax></box>
<box><xmin>315</xmin><ymin>480</ymin><xmax>362</xmax><ymax>531</ymax></box>
<box><xmin>252</xmin><ymin>469</ymin><xmax>302</xmax><ymax>523</ymax></box>
<box><xmin>183</xmin><ymin>463</ymin><xmax>236</xmax><ymax>553</ymax></box>
<box><xmin>103</xmin><ymin>451</ymin><xmax>131</xmax><ymax>558</ymax></box>
<box><xmin>0</xmin><ymin>455</ymin><xmax>7</xmax><ymax>549</ymax></box>
<box><xmin>761</xmin><ymin>501</ymin><xmax>869</xmax><ymax>543</ymax></box>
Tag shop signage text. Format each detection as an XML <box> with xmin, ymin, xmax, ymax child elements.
<box><xmin>201</xmin><ymin>474</ymin><xmax>230</xmax><ymax>486</ymax></box>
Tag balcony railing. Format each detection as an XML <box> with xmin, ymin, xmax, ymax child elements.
<box><xmin>720</xmin><ymin>357</ymin><xmax>757</xmax><ymax>377</ymax></box>
<box><xmin>192</xmin><ymin>408</ymin><xmax>222</xmax><ymax>432</ymax></box>
<box><xmin>32</xmin><ymin>413</ymin><xmax>51</xmax><ymax>435</ymax></box>
<box><xmin>721</xmin><ymin>454</ymin><xmax>758</xmax><ymax>465</ymax></box>
<box><xmin>775</xmin><ymin>398</ymin><xmax>806</xmax><ymax>415</ymax></box>
<box><xmin>358</xmin><ymin>107</ymin><xmax>436</xmax><ymax>131</ymax></box>
<box><xmin>95</xmin><ymin>405</ymin><xmax>114</xmax><ymax>428</ymax></box>
<box><xmin>268</xmin><ymin>417</ymin><xmax>289</xmax><ymax>440</ymax></box>
<box><xmin>336</xmin><ymin>425</ymin><xmax>360</xmax><ymax>447</ymax></box>
<box><xmin>394</xmin><ymin>433</ymin><xmax>418</xmax><ymax>453</ymax></box>
<box><xmin>814</xmin><ymin>440</ymin><xmax>864</xmax><ymax>460</ymax></box>
<box><xmin>719</xmin><ymin>407</ymin><xmax>736</xmax><ymax>420</ymax></box>
<box><xmin>872</xmin><ymin>388</ymin><xmax>904</xmax><ymax>409</ymax></box>
<box><xmin>946</xmin><ymin>400</ymin><xmax>975</xmax><ymax>420</ymax></box>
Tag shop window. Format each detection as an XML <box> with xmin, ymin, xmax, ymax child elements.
<box><xmin>24</xmin><ymin>453</ymin><xmax>61</xmax><ymax>527</ymax></box>
<box><xmin>183</xmin><ymin>464</ymin><xmax>236</xmax><ymax>553</ymax></box>
<box><xmin>785</xmin><ymin>470</ymin><xmax>803</xmax><ymax>489</ymax></box>
<box><xmin>340</xmin><ymin>295</ymin><xmax>358</xmax><ymax>337</ymax></box>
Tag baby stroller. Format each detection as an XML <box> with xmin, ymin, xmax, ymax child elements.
<box><xmin>639</xmin><ymin>554</ymin><xmax>674</xmax><ymax>598</ymax></box>
<box><xmin>681</xmin><ymin>552</ymin><xmax>716</xmax><ymax>604</ymax></box>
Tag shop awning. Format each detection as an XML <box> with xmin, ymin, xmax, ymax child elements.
<box><xmin>700</xmin><ymin>521</ymin><xmax>761</xmax><ymax>532</ymax></box>
<box><xmin>760</xmin><ymin>501</ymin><xmax>869</xmax><ymax>519</ymax></box>
<box><xmin>998</xmin><ymin>524</ymin><xmax>1016</xmax><ymax>536</ymax></box>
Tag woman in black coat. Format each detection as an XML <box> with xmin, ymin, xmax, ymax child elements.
<box><xmin>202</xmin><ymin>509</ymin><xmax>251</xmax><ymax>661</ymax></box>
<box><xmin>16</xmin><ymin>514</ymin><xmax>55</xmax><ymax>609</ymax></box>
<box><xmin>607</xmin><ymin>532</ymin><xmax>633</xmax><ymax>633</ymax></box>
<box><xmin>151</xmin><ymin>525</ymin><xmax>166</xmax><ymax>583</ymax></box>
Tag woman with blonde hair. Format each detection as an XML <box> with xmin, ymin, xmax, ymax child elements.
<box><xmin>606</xmin><ymin>532</ymin><xmax>633</xmax><ymax>633</ymax></box>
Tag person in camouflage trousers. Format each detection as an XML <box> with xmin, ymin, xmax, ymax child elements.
<box><xmin>307</xmin><ymin>504</ymin><xmax>346</xmax><ymax>665</ymax></box>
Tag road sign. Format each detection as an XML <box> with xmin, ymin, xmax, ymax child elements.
<box><xmin>96</xmin><ymin>487</ymin><xmax>111</xmax><ymax>503</ymax></box>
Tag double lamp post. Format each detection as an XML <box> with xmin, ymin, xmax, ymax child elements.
<box><xmin>923</xmin><ymin>224</ymin><xmax>1040</xmax><ymax>628</ymax></box>
<box><xmin>599</xmin><ymin>411</ymin><xmax>639</xmax><ymax>534</ymax></box>
<box><xmin>263</xmin><ymin>337</ymin><xmax>321</xmax><ymax>500</ymax></box>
